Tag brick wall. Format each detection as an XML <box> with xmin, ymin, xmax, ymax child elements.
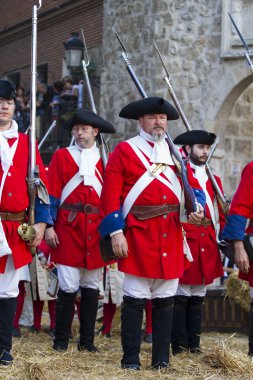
<box><xmin>0</xmin><ymin>0</ymin><xmax>103</xmax><ymax>89</ymax></box>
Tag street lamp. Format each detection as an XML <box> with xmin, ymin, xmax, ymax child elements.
<box><xmin>64</xmin><ymin>32</ymin><xmax>84</xmax><ymax>69</ymax></box>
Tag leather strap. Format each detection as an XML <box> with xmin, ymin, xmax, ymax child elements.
<box><xmin>0</xmin><ymin>210</ymin><xmax>26</xmax><ymax>222</ymax></box>
<box><xmin>61</xmin><ymin>202</ymin><xmax>99</xmax><ymax>214</ymax></box>
<box><xmin>130</xmin><ymin>204</ymin><xmax>180</xmax><ymax>220</ymax></box>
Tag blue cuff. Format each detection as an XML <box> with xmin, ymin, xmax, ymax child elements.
<box><xmin>193</xmin><ymin>188</ymin><xmax>206</xmax><ymax>208</ymax></box>
<box><xmin>35</xmin><ymin>197</ymin><xmax>54</xmax><ymax>225</ymax></box>
<box><xmin>49</xmin><ymin>195</ymin><xmax>60</xmax><ymax>222</ymax></box>
<box><xmin>99</xmin><ymin>210</ymin><xmax>125</xmax><ymax>238</ymax></box>
<box><xmin>222</xmin><ymin>214</ymin><xmax>247</xmax><ymax>241</ymax></box>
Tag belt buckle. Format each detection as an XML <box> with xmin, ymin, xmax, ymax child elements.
<box><xmin>83</xmin><ymin>204</ymin><xmax>92</xmax><ymax>214</ymax></box>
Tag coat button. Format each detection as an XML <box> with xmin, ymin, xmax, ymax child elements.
<box><xmin>87</xmin><ymin>252</ymin><xmax>90</xmax><ymax>256</ymax></box>
<box><xmin>201</xmin><ymin>233</ymin><xmax>205</xmax><ymax>237</ymax></box>
<box><xmin>201</xmin><ymin>248</ymin><xmax>205</xmax><ymax>252</ymax></box>
<box><xmin>163</xmin><ymin>214</ymin><xmax>167</xmax><ymax>219</ymax></box>
<box><xmin>88</xmin><ymin>236</ymin><xmax>91</xmax><ymax>240</ymax></box>
<box><xmin>7</xmin><ymin>173</ymin><xmax>11</xmax><ymax>176</ymax></box>
<box><xmin>88</xmin><ymin>219</ymin><xmax>92</xmax><ymax>224</ymax></box>
<box><xmin>114</xmin><ymin>213</ymin><xmax>118</xmax><ymax>218</ymax></box>
<box><xmin>163</xmin><ymin>233</ymin><xmax>167</xmax><ymax>238</ymax></box>
<box><xmin>163</xmin><ymin>252</ymin><xmax>167</xmax><ymax>257</ymax></box>
<box><xmin>8</xmin><ymin>192</ymin><xmax>12</xmax><ymax>196</ymax></box>
<box><xmin>163</xmin><ymin>195</ymin><xmax>167</xmax><ymax>200</ymax></box>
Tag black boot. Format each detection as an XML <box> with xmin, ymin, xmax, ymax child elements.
<box><xmin>248</xmin><ymin>300</ymin><xmax>253</xmax><ymax>356</ymax></box>
<box><xmin>152</xmin><ymin>297</ymin><xmax>174</xmax><ymax>369</ymax></box>
<box><xmin>187</xmin><ymin>296</ymin><xmax>204</xmax><ymax>353</ymax></box>
<box><xmin>0</xmin><ymin>298</ymin><xmax>17</xmax><ymax>366</ymax></box>
<box><xmin>53</xmin><ymin>289</ymin><xmax>77</xmax><ymax>351</ymax></box>
<box><xmin>78</xmin><ymin>287</ymin><xmax>99</xmax><ymax>353</ymax></box>
<box><xmin>171</xmin><ymin>295</ymin><xmax>189</xmax><ymax>355</ymax></box>
<box><xmin>121</xmin><ymin>296</ymin><xmax>147</xmax><ymax>370</ymax></box>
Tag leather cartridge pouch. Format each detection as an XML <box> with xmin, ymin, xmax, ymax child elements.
<box><xmin>100</xmin><ymin>236</ymin><xmax>117</xmax><ymax>263</ymax></box>
<box><xmin>220</xmin><ymin>234</ymin><xmax>253</xmax><ymax>266</ymax></box>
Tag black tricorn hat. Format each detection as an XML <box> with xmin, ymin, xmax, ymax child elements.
<box><xmin>174</xmin><ymin>130</ymin><xmax>216</xmax><ymax>146</ymax></box>
<box><xmin>119</xmin><ymin>97</ymin><xmax>179</xmax><ymax>120</ymax></box>
<box><xmin>63</xmin><ymin>110</ymin><xmax>115</xmax><ymax>134</ymax></box>
<box><xmin>0</xmin><ymin>80</ymin><xmax>16</xmax><ymax>100</ymax></box>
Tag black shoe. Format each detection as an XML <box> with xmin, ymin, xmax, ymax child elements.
<box><xmin>121</xmin><ymin>363</ymin><xmax>140</xmax><ymax>370</ymax></box>
<box><xmin>78</xmin><ymin>343</ymin><xmax>99</xmax><ymax>353</ymax></box>
<box><xmin>152</xmin><ymin>361</ymin><xmax>169</xmax><ymax>370</ymax></box>
<box><xmin>30</xmin><ymin>326</ymin><xmax>40</xmax><ymax>334</ymax></box>
<box><xmin>12</xmin><ymin>327</ymin><xmax>21</xmax><ymax>338</ymax></box>
<box><xmin>53</xmin><ymin>341</ymin><xmax>68</xmax><ymax>352</ymax></box>
<box><xmin>0</xmin><ymin>350</ymin><xmax>13</xmax><ymax>366</ymax></box>
<box><xmin>48</xmin><ymin>329</ymin><xmax>55</xmax><ymax>338</ymax></box>
<box><xmin>144</xmin><ymin>333</ymin><xmax>152</xmax><ymax>344</ymax></box>
<box><xmin>189</xmin><ymin>347</ymin><xmax>202</xmax><ymax>354</ymax></box>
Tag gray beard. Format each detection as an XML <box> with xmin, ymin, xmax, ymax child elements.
<box><xmin>152</xmin><ymin>131</ymin><xmax>165</xmax><ymax>142</ymax></box>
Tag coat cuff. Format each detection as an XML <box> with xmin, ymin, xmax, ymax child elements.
<box><xmin>99</xmin><ymin>210</ymin><xmax>125</xmax><ymax>238</ymax></box>
<box><xmin>35</xmin><ymin>197</ymin><xmax>54</xmax><ymax>225</ymax></box>
<box><xmin>193</xmin><ymin>188</ymin><xmax>206</xmax><ymax>208</ymax></box>
<box><xmin>222</xmin><ymin>214</ymin><xmax>247</xmax><ymax>241</ymax></box>
<box><xmin>49</xmin><ymin>195</ymin><xmax>61</xmax><ymax>222</ymax></box>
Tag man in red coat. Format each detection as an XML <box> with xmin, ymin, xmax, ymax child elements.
<box><xmin>222</xmin><ymin>161</ymin><xmax>253</xmax><ymax>356</ymax></box>
<box><xmin>171</xmin><ymin>130</ymin><xmax>225</xmax><ymax>354</ymax></box>
<box><xmin>45</xmin><ymin>110</ymin><xmax>115</xmax><ymax>352</ymax></box>
<box><xmin>0</xmin><ymin>80</ymin><xmax>52</xmax><ymax>366</ymax></box>
<box><xmin>99</xmin><ymin>97</ymin><xmax>206</xmax><ymax>370</ymax></box>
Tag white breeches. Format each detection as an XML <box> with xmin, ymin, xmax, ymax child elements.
<box><xmin>123</xmin><ymin>274</ymin><xmax>179</xmax><ymax>299</ymax></box>
<box><xmin>175</xmin><ymin>284</ymin><xmax>207</xmax><ymax>297</ymax></box>
<box><xmin>57</xmin><ymin>264</ymin><xmax>102</xmax><ymax>293</ymax></box>
<box><xmin>0</xmin><ymin>256</ymin><xmax>24</xmax><ymax>298</ymax></box>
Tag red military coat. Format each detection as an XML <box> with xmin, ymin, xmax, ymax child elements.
<box><xmin>0</xmin><ymin>133</ymin><xmax>49</xmax><ymax>273</ymax></box>
<box><xmin>48</xmin><ymin>147</ymin><xmax>105</xmax><ymax>269</ymax></box>
<box><xmin>225</xmin><ymin>162</ymin><xmax>253</xmax><ymax>286</ymax></box>
<box><xmin>100</xmin><ymin>140</ymin><xmax>204</xmax><ymax>280</ymax></box>
<box><xmin>180</xmin><ymin>172</ymin><xmax>225</xmax><ymax>285</ymax></box>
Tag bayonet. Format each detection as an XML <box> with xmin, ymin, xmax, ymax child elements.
<box><xmin>38</xmin><ymin>120</ymin><xmax>56</xmax><ymax>150</ymax></box>
<box><xmin>228</xmin><ymin>12</ymin><xmax>253</xmax><ymax>74</ymax></box>
<box><xmin>154</xmin><ymin>40</ymin><xmax>228</xmax><ymax>215</ymax></box>
<box><xmin>80</xmin><ymin>27</ymin><xmax>108</xmax><ymax>167</ymax></box>
<box><xmin>112</xmin><ymin>26</ymin><xmax>147</xmax><ymax>98</ymax></box>
<box><xmin>154</xmin><ymin>40</ymin><xmax>192</xmax><ymax>131</ymax></box>
<box><xmin>206</xmin><ymin>136</ymin><xmax>219</xmax><ymax>165</ymax></box>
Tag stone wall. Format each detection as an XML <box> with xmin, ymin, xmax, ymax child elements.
<box><xmin>100</xmin><ymin>0</ymin><xmax>253</xmax><ymax>196</ymax></box>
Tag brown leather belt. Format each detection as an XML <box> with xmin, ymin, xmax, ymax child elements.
<box><xmin>130</xmin><ymin>204</ymin><xmax>180</xmax><ymax>220</ymax></box>
<box><xmin>61</xmin><ymin>202</ymin><xmax>99</xmax><ymax>222</ymax></box>
<box><xmin>0</xmin><ymin>210</ymin><xmax>26</xmax><ymax>222</ymax></box>
<box><xmin>61</xmin><ymin>202</ymin><xmax>99</xmax><ymax>214</ymax></box>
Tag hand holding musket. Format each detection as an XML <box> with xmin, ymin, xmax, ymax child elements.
<box><xmin>154</xmin><ymin>40</ymin><xmax>229</xmax><ymax>216</ymax></box>
<box><xmin>112</xmin><ymin>27</ymin><xmax>198</xmax><ymax>215</ymax></box>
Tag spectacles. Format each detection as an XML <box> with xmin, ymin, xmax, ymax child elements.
<box><xmin>72</xmin><ymin>126</ymin><xmax>92</xmax><ymax>133</ymax></box>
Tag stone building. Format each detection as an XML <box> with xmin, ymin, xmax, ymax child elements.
<box><xmin>0</xmin><ymin>0</ymin><xmax>253</xmax><ymax>196</ymax></box>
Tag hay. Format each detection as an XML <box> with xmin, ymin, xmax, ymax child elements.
<box><xmin>225</xmin><ymin>271</ymin><xmax>251</xmax><ymax>312</ymax></box>
<box><xmin>0</xmin><ymin>320</ymin><xmax>252</xmax><ymax>380</ymax></box>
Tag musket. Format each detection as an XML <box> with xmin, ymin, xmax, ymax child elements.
<box><xmin>18</xmin><ymin>1</ymin><xmax>47</xmax><ymax>250</ymax></box>
<box><xmin>80</xmin><ymin>28</ymin><xmax>108</xmax><ymax>168</ymax></box>
<box><xmin>38</xmin><ymin>120</ymin><xmax>56</xmax><ymax>150</ymax></box>
<box><xmin>154</xmin><ymin>40</ymin><xmax>229</xmax><ymax>215</ymax></box>
<box><xmin>228</xmin><ymin>12</ymin><xmax>253</xmax><ymax>75</ymax></box>
<box><xmin>112</xmin><ymin>27</ymin><xmax>198</xmax><ymax>215</ymax></box>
